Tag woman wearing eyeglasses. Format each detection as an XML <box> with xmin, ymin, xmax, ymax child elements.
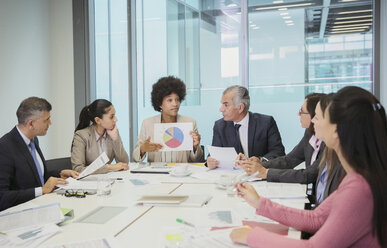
<box><xmin>231</xmin><ymin>87</ymin><xmax>387</xmax><ymax>247</ymax></box>
<box><xmin>238</xmin><ymin>93</ymin><xmax>344</xmax><ymax>203</ymax></box>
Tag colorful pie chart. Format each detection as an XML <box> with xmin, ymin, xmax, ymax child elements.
<box><xmin>163</xmin><ymin>127</ymin><xmax>184</xmax><ymax>148</ymax></box>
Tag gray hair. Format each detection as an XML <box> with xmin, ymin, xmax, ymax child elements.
<box><xmin>223</xmin><ymin>85</ymin><xmax>250</xmax><ymax>112</ymax></box>
<box><xmin>16</xmin><ymin>97</ymin><xmax>52</xmax><ymax>124</ymax></box>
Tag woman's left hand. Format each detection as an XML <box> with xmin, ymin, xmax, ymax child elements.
<box><xmin>190</xmin><ymin>131</ymin><xmax>201</xmax><ymax>152</ymax></box>
<box><xmin>106</xmin><ymin>125</ymin><xmax>119</xmax><ymax>141</ymax></box>
<box><xmin>230</xmin><ymin>226</ymin><xmax>252</xmax><ymax>245</ymax></box>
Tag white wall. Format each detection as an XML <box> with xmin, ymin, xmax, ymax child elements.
<box><xmin>0</xmin><ymin>0</ymin><xmax>74</xmax><ymax>159</ymax></box>
<box><xmin>381</xmin><ymin>0</ymin><xmax>387</xmax><ymax>107</ymax></box>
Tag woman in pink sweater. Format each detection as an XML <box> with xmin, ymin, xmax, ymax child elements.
<box><xmin>230</xmin><ymin>86</ymin><xmax>387</xmax><ymax>247</ymax></box>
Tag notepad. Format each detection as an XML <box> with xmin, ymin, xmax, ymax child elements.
<box><xmin>131</xmin><ymin>166</ymin><xmax>172</xmax><ymax>174</ymax></box>
<box><xmin>137</xmin><ymin>195</ymin><xmax>189</xmax><ymax>204</ymax></box>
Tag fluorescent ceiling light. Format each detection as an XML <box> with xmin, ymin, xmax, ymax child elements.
<box><xmin>227</xmin><ymin>3</ymin><xmax>238</xmax><ymax>7</ymax></box>
<box><xmin>250</xmin><ymin>24</ymin><xmax>257</xmax><ymax>27</ymax></box>
<box><xmin>338</xmin><ymin>9</ymin><xmax>372</xmax><ymax>15</ymax></box>
<box><xmin>287</xmin><ymin>23</ymin><xmax>295</xmax><ymax>26</ymax></box>
<box><xmin>280</xmin><ymin>12</ymin><xmax>289</xmax><ymax>15</ymax></box>
<box><xmin>334</xmin><ymin>19</ymin><xmax>373</xmax><ymax>24</ymax></box>
<box><xmin>336</xmin><ymin>15</ymin><xmax>372</xmax><ymax>20</ymax></box>
<box><xmin>273</xmin><ymin>0</ymin><xmax>284</xmax><ymax>3</ymax></box>
<box><xmin>255</xmin><ymin>3</ymin><xmax>313</xmax><ymax>11</ymax></box>
<box><xmin>283</xmin><ymin>16</ymin><xmax>291</xmax><ymax>19</ymax></box>
<box><xmin>330</xmin><ymin>29</ymin><xmax>366</xmax><ymax>34</ymax></box>
<box><xmin>341</xmin><ymin>0</ymin><xmax>360</xmax><ymax>2</ymax></box>
<box><xmin>285</xmin><ymin>20</ymin><xmax>293</xmax><ymax>23</ymax></box>
<box><xmin>332</xmin><ymin>23</ymin><xmax>371</xmax><ymax>28</ymax></box>
<box><xmin>278</xmin><ymin>8</ymin><xmax>288</xmax><ymax>11</ymax></box>
<box><xmin>252</xmin><ymin>26</ymin><xmax>260</xmax><ymax>29</ymax></box>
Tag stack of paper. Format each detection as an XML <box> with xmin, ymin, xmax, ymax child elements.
<box><xmin>0</xmin><ymin>203</ymin><xmax>63</xmax><ymax>247</ymax></box>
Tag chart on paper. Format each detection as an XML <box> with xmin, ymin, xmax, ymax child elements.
<box><xmin>163</xmin><ymin>127</ymin><xmax>184</xmax><ymax>148</ymax></box>
<box><xmin>154</xmin><ymin>122</ymin><xmax>193</xmax><ymax>151</ymax></box>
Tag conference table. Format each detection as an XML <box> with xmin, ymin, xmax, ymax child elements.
<box><xmin>5</xmin><ymin>163</ymin><xmax>309</xmax><ymax>247</ymax></box>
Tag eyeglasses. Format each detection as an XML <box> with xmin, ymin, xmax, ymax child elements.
<box><xmin>64</xmin><ymin>190</ymin><xmax>86</xmax><ymax>198</ymax></box>
<box><xmin>298</xmin><ymin>108</ymin><xmax>309</xmax><ymax>115</ymax></box>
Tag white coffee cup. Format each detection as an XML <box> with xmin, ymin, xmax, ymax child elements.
<box><xmin>173</xmin><ymin>164</ymin><xmax>188</xmax><ymax>176</ymax></box>
<box><xmin>218</xmin><ymin>174</ymin><xmax>234</xmax><ymax>187</ymax></box>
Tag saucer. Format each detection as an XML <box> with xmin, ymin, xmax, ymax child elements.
<box><xmin>169</xmin><ymin>169</ymin><xmax>192</xmax><ymax>177</ymax></box>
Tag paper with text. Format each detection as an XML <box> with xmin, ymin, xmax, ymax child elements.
<box><xmin>78</xmin><ymin>152</ymin><xmax>109</xmax><ymax>179</ymax></box>
<box><xmin>0</xmin><ymin>203</ymin><xmax>63</xmax><ymax>232</ymax></box>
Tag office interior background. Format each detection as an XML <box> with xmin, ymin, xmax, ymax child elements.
<box><xmin>0</xmin><ymin>0</ymin><xmax>386</xmax><ymax>161</ymax></box>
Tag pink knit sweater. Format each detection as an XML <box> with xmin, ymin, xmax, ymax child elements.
<box><xmin>247</xmin><ymin>172</ymin><xmax>380</xmax><ymax>247</ymax></box>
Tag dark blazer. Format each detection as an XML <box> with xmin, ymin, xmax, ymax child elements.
<box><xmin>315</xmin><ymin>159</ymin><xmax>346</xmax><ymax>204</ymax></box>
<box><xmin>0</xmin><ymin>127</ymin><xmax>50</xmax><ymax>211</ymax></box>
<box><xmin>211</xmin><ymin>112</ymin><xmax>285</xmax><ymax>160</ymax></box>
<box><xmin>263</xmin><ymin>130</ymin><xmax>325</xmax><ymax>184</ymax></box>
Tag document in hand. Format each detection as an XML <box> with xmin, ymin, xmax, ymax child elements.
<box><xmin>78</xmin><ymin>152</ymin><xmax>109</xmax><ymax>179</ymax></box>
<box><xmin>207</xmin><ymin>146</ymin><xmax>238</xmax><ymax>169</ymax></box>
<box><xmin>154</xmin><ymin>122</ymin><xmax>193</xmax><ymax>151</ymax></box>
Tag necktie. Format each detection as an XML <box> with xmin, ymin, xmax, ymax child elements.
<box><xmin>29</xmin><ymin>141</ymin><xmax>44</xmax><ymax>186</ymax></box>
<box><xmin>234</xmin><ymin>124</ymin><xmax>243</xmax><ymax>154</ymax></box>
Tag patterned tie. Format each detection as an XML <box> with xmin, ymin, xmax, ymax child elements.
<box><xmin>29</xmin><ymin>141</ymin><xmax>44</xmax><ymax>186</ymax></box>
<box><xmin>234</xmin><ymin>124</ymin><xmax>243</xmax><ymax>154</ymax></box>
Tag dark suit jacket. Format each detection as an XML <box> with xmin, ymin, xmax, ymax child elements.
<box><xmin>263</xmin><ymin>130</ymin><xmax>325</xmax><ymax>184</ymax></box>
<box><xmin>314</xmin><ymin>159</ymin><xmax>346</xmax><ymax>204</ymax></box>
<box><xmin>211</xmin><ymin>112</ymin><xmax>285</xmax><ymax>160</ymax></box>
<box><xmin>0</xmin><ymin>127</ymin><xmax>50</xmax><ymax>211</ymax></box>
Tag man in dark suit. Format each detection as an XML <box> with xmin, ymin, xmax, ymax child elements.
<box><xmin>0</xmin><ymin>97</ymin><xmax>78</xmax><ymax>211</ymax></box>
<box><xmin>207</xmin><ymin>86</ymin><xmax>285</xmax><ymax>169</ymax></box>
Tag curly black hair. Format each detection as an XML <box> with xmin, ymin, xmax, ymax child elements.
<box><xmin>151</xmin><ymin>76</ymin><xmax>186</xmax><ymax>112</ymax></box>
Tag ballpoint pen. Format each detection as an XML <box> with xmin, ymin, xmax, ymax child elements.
<box><xmin>176</xmin><ymin>218</ymin><xmax>195</xmax><ymax>228</ymax></box>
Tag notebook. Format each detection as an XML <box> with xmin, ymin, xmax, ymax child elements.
<box><xmin>137</xmin><ymin>195</ymin><xmax>189</xmax><ymax>204</ymax></box>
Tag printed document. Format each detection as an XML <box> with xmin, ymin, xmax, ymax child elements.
<box><xmin>0</xmin><ymin>203</ymin><xmax>63</xmax><ymax>232</ymax></box>
<box><xmin>207</xmin><ymin>146</ymin><xmax>238</xmax><ymax>169</ymax></box>
<box><xmin>78</xmin><ymin>152</ymin><xmax>109</xmax><ymax>179</ymax></box>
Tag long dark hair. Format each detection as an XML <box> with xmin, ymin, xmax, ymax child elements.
<box><xmin>75</xmin><ymin>99</ymin><xmax>113</xmax><ymax>132</ymax></box>
<box><xmin>305</xmin><ymin>93</ymin><xmax>325</xmax><ymax>134</ymax></box>
<box><xmin>329</xmin><ymin>86</ymin><xmax>387</xmax><ymax>246</ymax></box>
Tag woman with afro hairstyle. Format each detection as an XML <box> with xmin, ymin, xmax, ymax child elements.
<box><xmin>132</xmin><ymin>76</ymin><xmax>203</xmax><ymax>162</ymax></box>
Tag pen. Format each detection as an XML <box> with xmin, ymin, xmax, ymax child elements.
<box><xmin>0</xmin><ymin>232</ymin><xmax>6</xmax><ymax>235</ymax></box>
<box><xmin>176</xmin><ymin>218</ymin><xmax>195</xmax><ymax>227</ymax></box>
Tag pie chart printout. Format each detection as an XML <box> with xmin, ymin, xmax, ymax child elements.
<box><xmin>163</xmin><ymin>127</ymin><xmax>184</xmax><ymax>148</ymax></box>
